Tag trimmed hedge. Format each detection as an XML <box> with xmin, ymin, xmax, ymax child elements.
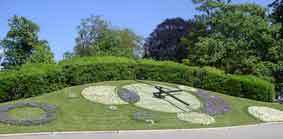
<box><xmin>0</xmin><ymin>56</ymin><xmax>276</xmax><ymax>102</ymax></box>
<box><xmin>136</xmin><ymin>60</ymin><xmax>275</xmax><ymax>102</ymax></box>
<box><xmin>60</xmin><ymin>56</ymin><xmax>137</xmax><ymax>85</ymax></box>
<box><xmin>0</xmin><ymin>64</ymin><xmax>66</xmax><ymax>102</ymax></box>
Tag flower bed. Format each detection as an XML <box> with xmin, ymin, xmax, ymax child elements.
<box><xmin>81</xmin><ymin>85</ymin><xmax>127</xmax><ymax>105</ymax></box>
<box><xmin>177</xmin><ymin>112</ymin><xmax>215</xmax><ymax>125</ymax></box>
<box><xmin>194</xmin><ymin>90</ymin><xmax>230</xmax><ymax>116</ymax></box>
<box><xmin>123</xmin><ymin>83</ymin><xmax>201</xmax><ymax>113</ymax></box>
<box><xmin>117</xmin><ymin>88</ymin><xmax>140</xmax><ymax>103</ymax></box>
<box><xmin>248</xmin><ymin>106</ymin><xmax>283</xmax><ymax>122</ymax></box>
<box><xmin>0</xmin><ymin>102</ymin><xmax>56</xmax><ymax>126</ymax></box>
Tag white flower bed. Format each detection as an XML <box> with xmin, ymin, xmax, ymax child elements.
<box><xmin>123</xmin><ymin>83</ymin><xmax>201</xmax><ymax>113</ymax></box>
<box><xmin>177</xmin><ymin>112</ymin><xmax>215</xmax><ymax>125</ymax></box>
<box><xmin>81</xmin><ymin>85</ymin><xmax>127</xmax><ymax>105</ymax></box>
<box><xmin>248</xmin><ymin>106</ymin><xmax>283</xmax><ymax>122</ymax></box>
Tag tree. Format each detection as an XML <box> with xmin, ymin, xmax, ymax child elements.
<box><xmin>74</xmin><ymin>15</ymin><xmax>141</xmax><ymax>58</ymax></box>
<box><xmin>182</xmin><ymin>16</ymin><xmax>210</xmax><ymax>65</ymax></box>
<box><xmin>26</xmin><ymin>41</ymin><xmax>54</xmax><ymax>64</ymax></box>
<box><xmin>144</xmin><ymin>18</ymin><xmax>192</xmax><ymax>62</ymax></box>
<box><xmin>0</xmin><ymin>16</ymin><xmax>54</xmax><ymax>69</ymax></box>
<box><xmin>63</xmin><ymin>51</ymin><xmax>75</xmax><ymax>60</ymax></box>
<box><xmin>74</xmin><ymin>15</ymin><xmax>109</xmax><ymax>56</ymax></box>
<box><xmin>0</xmin><ymin>49</ymin><xmax>3</xmax><ymax>63</ymax></box>
<box><xmin>269</xmin><ymin>0</ymin><xmax>283</xmax><ymax>38</ymax></box>
<box><xmin>183</xmin><ymin>3</ymin><xmax>282</xmax><ymax>74</ymax></box>
<box><xmin>192</xmin><ymin>0</ymin><xmax>232</xmax><ymax>16</ymax></box>
<box><xmin>0</xmin><ymin>49</ymin><xmax>3</xmax><ymax>69</ymax></box>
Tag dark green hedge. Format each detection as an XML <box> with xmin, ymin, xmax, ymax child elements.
<box><xmin>0</xmin><ymin>56</ymin><xmax>275</xmax><ymax>102</ymax></box>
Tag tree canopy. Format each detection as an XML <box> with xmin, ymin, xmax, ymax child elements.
<box><xmin>0</xmin><ymin>16</ymin><xmax>54</xmax><ymax>69</ymax></box>
<box><xmin>26</xmin><ymin>41</ymin><xmax>54</xmax><ymax>64</ymax></box>
<box><xmin>183</xmin><ymin>3</ymin><xmax>283</xmax><ymax>74</ymax></box>
<box><xmin>192</xmin><ymin>0</ymin><xmax>232</xmax><ymax>16</ymax></box>
<box><xmin>74</xmin><ymin>15</ymin><xmax>142</xmax><ymax>58</ymax></box>
<box><xmin>269</xmin><ymin>0</ymin><xmax>283</xmax><ymax>38</ymax></box>
<box><xmin>144</xmin><ymin>17</ymin><xmax>192</xmax><ymax>62</ymax></box>
<box><xmin>184</xmin><ymin>1</ymin><xmax>283</xmax><ymax>95</ymax></box>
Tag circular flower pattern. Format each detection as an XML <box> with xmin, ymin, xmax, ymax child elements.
<box><xmin>177</xmin><ymin>112</ymin><xmax>215</xmax><ymax>125</ymax></box>
<box><xmin>0</xmin><ymin>102</ymin><xmax>57</xmax><ymax>126</ymax></box>
<box><xmin>123</xmin><ymin>83</ymin><xmax>201</xmax><ymax>113</ymax></box>
<box><xmin>248</xmin><ymin>106</ymin><xmax>283</xmax><ymax>122</ymax></box>
<box><xmin>81</xmin><ymin>85</ymin><xmax>127</xmax><ymax>105</ymax></box>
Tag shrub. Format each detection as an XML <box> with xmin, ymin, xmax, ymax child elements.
<box><xmin>136</xmin><ymin>59</ymin><xmax>191</xmax><ymax>84</ymax></box>
<box><xmin>224</xmin><ymin>75</ymin><xmax>275</xmax><ymax>102</ymax></box>
<box><xmin>60</xmin><ymin>56</ymin><xmax>137</xmax><ymax>85</ymax></box>
<box><xmin>135</xmin><ymin>59</ymin><xmax>275</xmax><ymax>102</ymax></box>
<box><xmin>0</xmin><ymin>56</ymin><xmax>276</xmax><ymax>102</ymax></box>
<box><xmin>0</xmin><ymin>64</ymin><xmax>66</xmax><ymax>102</ymax></box>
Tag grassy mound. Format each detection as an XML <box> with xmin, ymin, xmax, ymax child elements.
<box><xmin>0</xmin><ymin>80</ymin><xmax>282</xmax><ymax>134</ymax></box>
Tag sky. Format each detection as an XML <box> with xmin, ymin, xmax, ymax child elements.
<box><xmin>0</xmin><ymin>0</ymin><xmax>271</xmax><ymax>60</ymax></box>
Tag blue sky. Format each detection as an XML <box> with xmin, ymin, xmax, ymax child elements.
<box><xmin>0</xmin><ymin>0</ymin><xmax>271</xmax><ymax>60</ymax></box>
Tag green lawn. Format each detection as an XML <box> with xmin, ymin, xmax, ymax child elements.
<box><xmin>0</xmin><ymin>80</ymin><xmax>282</xmax><ymax>134</ymax></box>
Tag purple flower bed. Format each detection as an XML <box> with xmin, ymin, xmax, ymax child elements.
<box><xmin>194</xmin><ymin>90</ymin><xmax>230</xmax><ymax>116</ymax></box>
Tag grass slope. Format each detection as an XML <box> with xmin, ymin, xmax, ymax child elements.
<box><xmin>0</xmin><ymin>80</ymin><xmax>282</xmax><ymax>134</ymax></box>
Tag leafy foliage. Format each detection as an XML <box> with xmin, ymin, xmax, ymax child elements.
<box><xmin>0</xmin><ymin>49</ymin><xmax>3</xmax><ymax>68</ymax></box>
<box><xmin>144</xmin><ymin>18</ymin><xmax>192</xmax><ymax>62</ymax></box>
<box><xmin>184</xmin><ymin>4</ymin><xmax>283</xmax><ymax>75</ymax></box>
<box><xmin>137</xmin><ymin>59</ymin><xmax>275</xmax><ymax>102</ymax></box>
<box><xmin>184</xmin><ymin>2</ymin><xmax>283</xmax><ymax>96</ymax></box>
<box><xmin>26</xmin><ymin>41</ymin><xmax>54</xmax><ymax>64</ymax></box>
<box><xmin>0</xmin><ymin>56</ymin><xmax>275</xmax><ymax>102</ymax></box>
<box><xmin>74</xmin><ymin>15</ymin><xmax>142</xmax><ymax>58</ymax></box>
<box><xmin>0</xmin><ymin>16</ymin><xmax>54</xmax><ymax>69</ymax></box>
<box><xmin>63</xmin><ymin>51</ymin><xmax>75</xmax><ymax>60</ymax></box>
<box><xmin>60</xmin><ymin>56</ymin><xmax>137</xmax><ymax>85</ymax></box>
<box><xmin>0</xmin><ymin>64</ymin><xmax>66</xmax><ymax>102</ymax></box>
<box><xmin>192</xmin><ymin>0</ymin><xmax>231</xmax><ymax>16</ymax></box>
<box><xmin>269</xmin><ymin>0</ymin><xmax>283</xmax><ymax>38</ymax></box>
